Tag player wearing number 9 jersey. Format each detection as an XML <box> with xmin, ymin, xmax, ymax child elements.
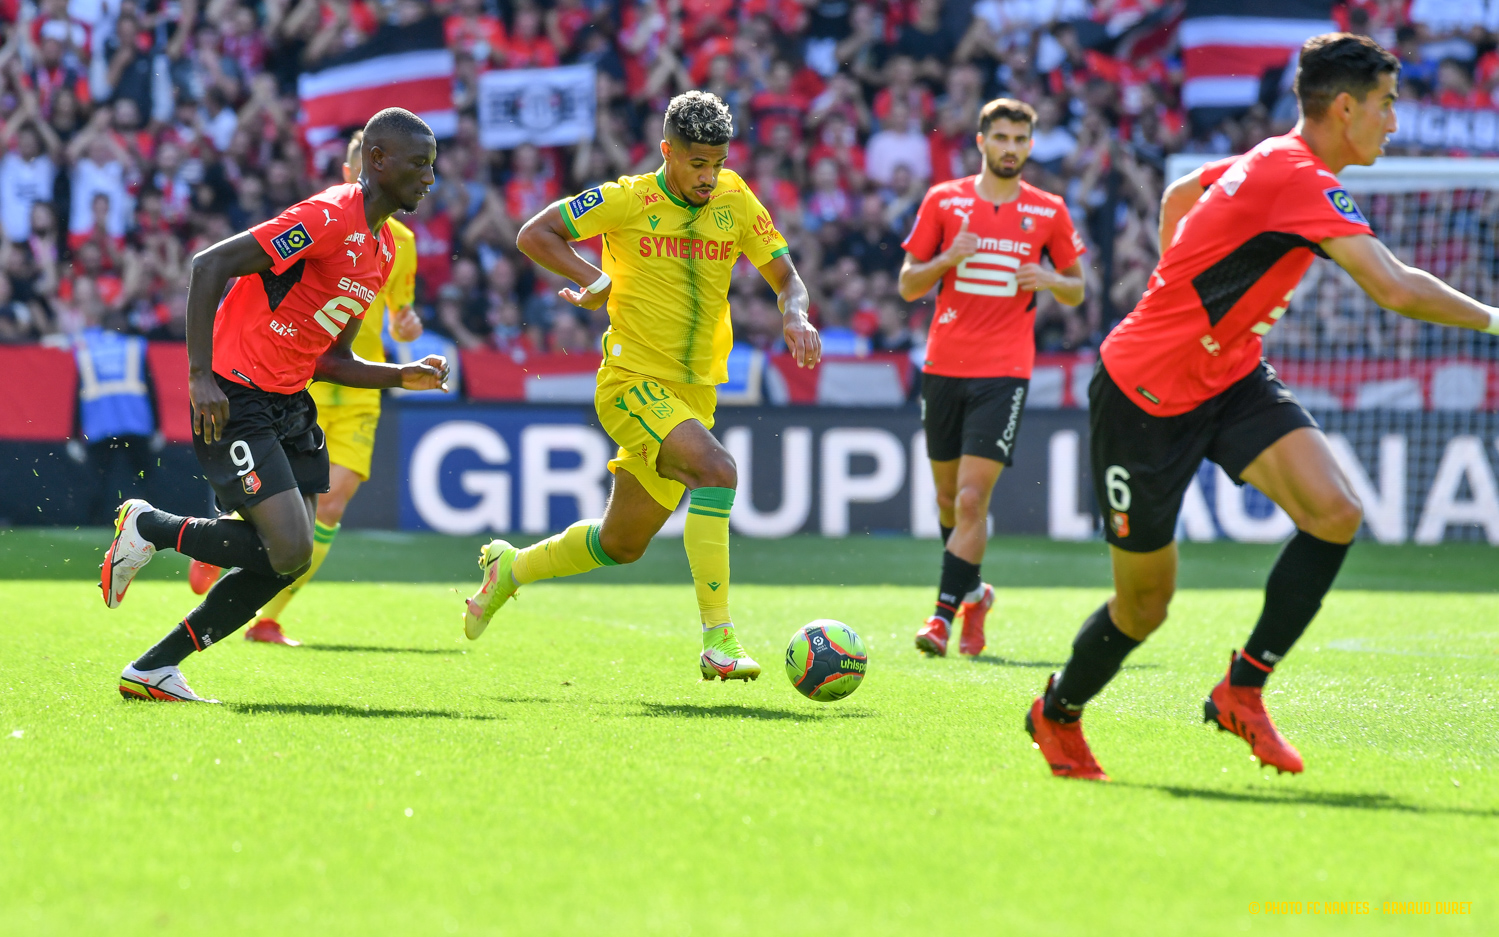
<box><xmin>99</xmin><ymin>108</ymin><xmax>450</xmax><ymax>705</ymax></box>
<box><xmin>899</xmin><ymin>97</ymin><xmax>1086</xmax><ymax>660</ymax></box>
<box><xmin>1027</xmin><ymin>34</ymin><xmax>1499</xmax><ymax>782</ymax></box>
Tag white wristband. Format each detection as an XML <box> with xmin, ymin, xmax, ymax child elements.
<box><xmin>1486</xmin><ymin>310</ymin><xmax>1499</xmax><ymax>335</ymax></box>
<box><xmin>583</xmin><ymin>271</ymin><xmax>611</xmax><ymax>295</ymax></box>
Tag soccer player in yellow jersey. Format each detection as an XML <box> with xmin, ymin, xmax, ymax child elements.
<box><xmin>465</xmin><ymin>91</ymin><xmax>821</xmax><ymax>680</ymax></box>
<box><xmin>190</xmin><ymin>130</ymin><xmax>425</xmax><ymax>645</ymax></box>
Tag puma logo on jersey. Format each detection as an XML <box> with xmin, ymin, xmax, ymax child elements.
<box><xmin>322</xmin><ymin>208</ymin><xmax>336</xmax><ymax>226</ymax></box>
<box><xmin>346</xmin><ymin>250</ymin><xmax>361</xmax><ymax>266</ymax></box>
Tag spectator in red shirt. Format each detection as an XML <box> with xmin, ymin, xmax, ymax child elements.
<box><xmin>446</xmin><ymin>0</ymin><xmax>509</xmax><ymax>67</ymax></box>
<box><xmin>809</xmin><ymin>71</ymin><xmax>873</xmax><ymax>136</ymax></box>
<box><xmin>1436</xmin><ymin>58</ymin><xmax>1486</xmax><ymax>109</ymax></box>
<box><xmin>928</xmin><ymin>105</ymin><xmax>971</xmax><ymax>184</ymax></box>
<box><xmin>220</xmin><ymin>5</ymin><xmax>266</xmax><ymax>76</ymax></box>
<box><xmin>807</xmin><ymin>110</ymin><xmax>867</xmax><ymax>184</ymax></box>
<box><xmin>504</xmin><ymin>143</ymin><xmax>560</xmax><ymax>222</ymax></box>
<box><xmin>804</xmin><ymin>156</ymin><xmax>854</xmax><ymax>232</ymax></box>
<box><xmin>412</xmin><ymin>190</ymin><xmax>457</xmax><ymax>304</ymax></box>
<box><xmin>749</xmin><ymin>149</ymin><xmax>803</xmax><ymax>219</ymax></box>
<box><xmin>27</xmin><ymin>36</ymin><xmax>91</xmax><ymax>118</ymax></box>
<box><xmin>750</xmin><ymin>60</ymin><xmax>809</xmax><ymax>146</ymax></box>
<box><xmin>548</xmin><ymin>0</ymin><xmax>596</xmax><ymax>54</ymax></box>
<box><xmin>500</xmin><ymin>7</ymin><xmax>559</xmax><ymax>69</ymax></box>
<box><xmin>873</xmin><ymin>55</ymin><xmax>935</xmax><ymax>129</ymax></box>
<box><xmin>29</xmin><ymin>0</ymin><xmax>91</xmax><ymax>64</ymax></box>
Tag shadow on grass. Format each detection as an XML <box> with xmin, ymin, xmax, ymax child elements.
<box><xmin>636</xmin><ymin>702</ymin><xmax>871</xmax><ymax>721</ymax></box>
<box><xmin>299</xmin><ymin>643</ymin><xmax>462</xmax><ymax>656</ymax></box>
<box><xmin>970</xmin><ymin>655</ymin><xmax>1159</xmax><ymax>671</ymax></box>
<box><xmin>1120</xmin><ymin>782</ymin><xmax>1499</xmax><ymax>818</ymax></box>
<box><xmin>228</xmin><ymin>702</ymin><xmax>495</xmax><ymax>721</ymax></box>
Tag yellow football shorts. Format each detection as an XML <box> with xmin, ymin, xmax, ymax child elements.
<box><xmin>315</xmin><ymin>397</ymin><xmax>381</xmax><ymax>481</ymax></box>
<box><xmin>595</xmin><ymin>364</ymin><xmax>717</xmax><ymax>510</ymax></box>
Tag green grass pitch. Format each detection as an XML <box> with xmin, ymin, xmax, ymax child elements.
<box><xmin>1</xmin><ymin>532</ymin><xmax>1496</xmax><ymax>935</ymax></box>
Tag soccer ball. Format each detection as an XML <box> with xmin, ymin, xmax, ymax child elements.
<box><xmin>785</xmin><ymin>620</ymin><xmax>867</xmax><ymax>702</ymax></box>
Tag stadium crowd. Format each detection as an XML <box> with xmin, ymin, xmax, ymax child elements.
<box><xmin>1</xmin><ymin>0</ymin><xmax>1497</xmax><ymax>368</ymax></box>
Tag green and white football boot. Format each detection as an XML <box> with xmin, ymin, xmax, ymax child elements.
<box><xmin>700</xmin><ymin>625</ymin><xmax>761</xmax><ymax>681</ymax></box>
<box><xmin>464</xmin><ymin>539</ymin><xmax>519</xmax><ymax>640</ymax></box>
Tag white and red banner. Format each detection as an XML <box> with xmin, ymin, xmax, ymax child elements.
<box><xmin>297</xmin><ymin>17</ymin><xmax>455</xmax><ymax>146</ymax></box>
<box><xmin>1178</xmin><ymin>0</ymin><xmax>1336</xmax><ymax>111</ymax></box>
<box><xmin>477</xmin><ymin>65</ymin><xmax>596</xmax><ymax>150</ymax></box>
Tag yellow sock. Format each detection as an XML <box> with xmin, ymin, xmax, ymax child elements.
<box><xmin>511</xmin><ymin>520</ymin><xmax>616</xmax><ymax>586</ymax></box>
<box><xmin>685</xmin><ymin>487</ymin><xmax>733</xmax><ymax>630</ymax></box>
<box><xmin>258</xmin><ymin>520</ymin><xmax>339</xmax><ymax>620</ymax></box>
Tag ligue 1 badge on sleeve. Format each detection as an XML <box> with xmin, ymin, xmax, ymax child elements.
<box><xmin>568</xmin><ymin>188</ymin><xmax>604</xmax><ymax>219</ymax></box>
<box><xmin>1322</xmin><ymin>187</ymin><xmax>1369</xmax><ymax>225</ymax></box>
<box><xmin>270</xmin><ymin>222</ymin><xmax>313</xmax><ymax>260</ymax></box>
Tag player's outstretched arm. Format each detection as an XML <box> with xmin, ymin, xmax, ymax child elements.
<box><xmin>1158</xmin><ymin>168</ymin><xmax>1207</xmax><ymax>255</ymax></box>
<box><xmin>758</xmin><ymin>253</ymin><xmax>820</xmax><ymax>368</ymax></box>
<box><xmin>897</xmin><ymin>214</ymin><xmax>978</xmax><ymax>301</ymax></box>
<box><xmin>1322</xmin><ymin>234</ymin><xmax>1499</xmax><ymax>333</ymax></box>
<box><xmin>517</xmin><ymin>203</ymin><xmax>611</xmax><ymax>311</ymax></box>
<box><xmin>314</xmin><ymin>316</ymin><xmax>450</xmax><ymax>391</ymax></box>
<box><xmin>186</xmin><ymin>231</ymin><xmax>276</xmax><ymax>444</ymax></box>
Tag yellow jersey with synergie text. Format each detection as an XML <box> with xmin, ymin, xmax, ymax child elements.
<box><xmin>560</xmin><ymin>167</ymin><xmax>790</xmax><ymax>386</ymax></box>
<box><xmin>310</xmin><ymin>216</ymin><xmax>417</xmax><ymax>407</ymax></box>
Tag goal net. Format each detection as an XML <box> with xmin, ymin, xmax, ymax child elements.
<box><xmin>1160</xmin><ymin>154</ymin><xmax>1499</xmax><ymax>544</ymax></box>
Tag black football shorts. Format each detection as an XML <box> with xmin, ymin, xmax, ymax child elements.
<box><xmin>193</xmin><ymin>373</ymin><xmax>330</xmax><ymax>513</ymax></box>
<box><xmin>1089</xmin><ymin>360</ymin><xmax>1316</xmax><ymax>553</ymax></box>
<box><xmin>921</xmin><ymin>373</ymin><xmax>1030</xmax><ymax>465</ymax></box>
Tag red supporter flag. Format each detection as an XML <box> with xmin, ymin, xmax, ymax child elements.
<box><xmin>297</xmin><ymin>16</ymin><xmax>456</xmax><ymax>146</ymax></box>
<box><xmin>1178</xmin><ymin>0</ymin><xmax>1336</xmax><ymax>112</ymax></box>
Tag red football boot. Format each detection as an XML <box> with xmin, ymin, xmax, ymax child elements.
<box><xmin>188</xmin><ymin>560</ymin><xmax>221</xmax><ymax>595</ymax></box>
<box><xmin>245</xmin><ymin>618</ymin><xmax>301</xmax><ymax>646</ymax></box>
<box><xmin>958</xmin><ymin>583</ymin><xmax>994</xmax><ymax>657</ymax></box>
<box><xmin>914</xmin><ymin>616</ymin><xmax>950</xmax><ymax>657</ymax></box>
<box><xmin>1204</xmin><ymin>654</ymin><xmax>1304</xmax><ymax>775</ymax></box>
<box><xmin>1025</xmin><ymin>675</ymin><xmax>1110</xmax><ymax>781</ymax></box>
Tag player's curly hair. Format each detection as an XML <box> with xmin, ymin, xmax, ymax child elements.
<box><xmin>1296</xmin><ymin>33</ymin><xmax>1400</xmax><ymax>119</ymax></box>
<box><xmin>663</xmin><ymin>91</ymin><xmax>733</xmax><ymax>147</ymax></box>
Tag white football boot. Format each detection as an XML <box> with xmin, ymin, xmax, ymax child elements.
<box><xmin>118</xmin><ymin>664</ymin><xmax>219</xmax><ymax>703</ymax></box>
<box><xmin>101</xmin><ymin>499</ymin><xmax>156</xmax><ymax>608</ymax></box>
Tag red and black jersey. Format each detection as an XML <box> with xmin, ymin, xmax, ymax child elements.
<box><xmin>903</xmin><ymin>176</ymin><xmax>1084</xmax><ymax>378</ymax></box>
<box><xmin>213</xmin><ymin>183</ymin><xmax>395</xmax><ymax>395</ymax></box>
<box><xmin>1101</xmin><ymin>133</ymin><xmax>1373</xmax><ymax>415</ymax></box>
